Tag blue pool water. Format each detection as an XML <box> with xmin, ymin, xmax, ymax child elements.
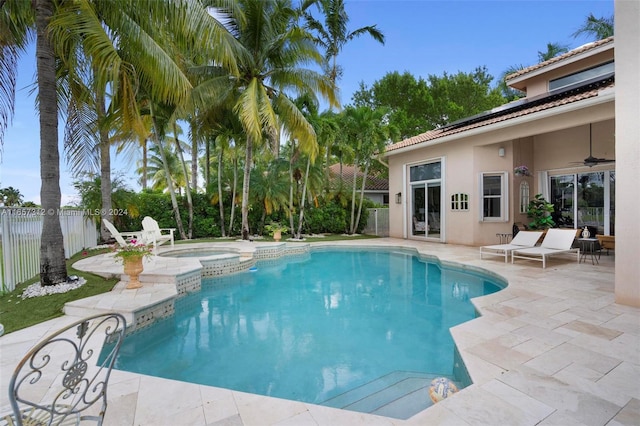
<box><xmin>112</xmin><ymin>249</ymin><xmax>504</xmax><ymax>417</ymax></box>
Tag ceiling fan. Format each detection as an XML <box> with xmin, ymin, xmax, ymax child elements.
<box><xmin>571</xmin><ymin>123</ymin><xmax>615</xmax><ymax>167</ymax></box>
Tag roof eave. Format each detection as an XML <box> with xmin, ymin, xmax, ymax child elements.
<box><xmin>383</xmin><ymin>88</ymin><xmax>615</xmax><ymax>158</ymax></box>
<box><xmin>506</xmin><ymin>41</ymin><xmax>615</xmax><ymax>89</ymax></box>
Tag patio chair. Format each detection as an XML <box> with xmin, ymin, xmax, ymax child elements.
<box><xmin>102</xmin><ymin>218</ymin><xmax>143</xmax><ymax>248</ymax></box>
<box><xmin>511</xmin><ymin>228</ymin><xmax>580</xmax><ymax>268</ymax></box>
<box><xmin>413</xmin><ymin>216</ymin><xmax>426</xmax><ymax>232</ymax></box>
<box><xmin>2</xmin><ymin>313</ymin><xmax>127</xmax><ymax>426</ymax></box>
<box><xmin>596</xmin><ymin>235</ymin><xmax>615</xmax><ymax>255</ymax></box>
<box><xmin>480</xmin><ymin>230</ymin><xmax>543</xmax><ymax>263</ymax></box>
<box><xmin>141</xmin><ymin>216</ymin><xmax>175</xmax><ymax>250</ymax></box>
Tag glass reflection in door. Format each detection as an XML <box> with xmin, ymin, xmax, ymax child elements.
<box><xmin>427</xmin><ymin>182</ymin><xmax>441</xmax><ymax>238</ymax></box>
<box><xmin>577</xmin><ymin>171</ymin><xmax>605</xmax><ymax>234</ymax></box>
<box><xmin>411</xmin><ymin>185</ymin><xmax>426</xmax><ymax>236</ymax></box>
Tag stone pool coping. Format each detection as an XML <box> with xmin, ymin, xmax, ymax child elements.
<box><xmin>2</xmin><ymin>238</ymin><xmax>638</xmax><ymax>425</ymax></box>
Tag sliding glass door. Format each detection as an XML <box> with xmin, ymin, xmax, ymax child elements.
<box><xmin>409</xmin><ymin>161</ymin><xmax>442</xmax><ymax>239</ymax></box>
<box><xmin>550</xmin><ymin>170</ymin><xmax>615</xmax><ymax>235</ymax></box>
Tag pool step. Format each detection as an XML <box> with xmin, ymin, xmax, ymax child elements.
<box><xmin>321</xmin><ymin>371</ymin><xmax>450</xmax><ymax>419</ymax></box>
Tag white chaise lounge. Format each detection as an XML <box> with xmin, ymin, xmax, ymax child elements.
<box><xmin>511</xmin><ymin>228</ymin><xmax>580</xmax><ymax>268</ymax></box>
<box><xmin>480</xmin><ymin>231</ymin><xmax>543</xmax><ymax>263</ymax></box>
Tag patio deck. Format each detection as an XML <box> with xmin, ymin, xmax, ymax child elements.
<box><xmin>1</xmin><ymin>238</ymin><xmax>638</xmax><ymax>425</ymax></box>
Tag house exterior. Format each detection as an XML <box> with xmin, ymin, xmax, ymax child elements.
<box><xmin>384</xmin><ymin>37</ymin><xmax>616</xmax><ymax>247</ymax></box>
<box><xmin>329</xmin><ymin>164</ymin><xmax>389</xmax><ymax>206</ymax></box>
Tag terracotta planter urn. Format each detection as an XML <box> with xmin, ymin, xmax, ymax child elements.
<box><xmin>123</xmin><ymin>256</ymin><xmax>144</xmax><ymax>289</ymax></box>
<box><xmin>273</xmin><ymin>230</ymin><xmax>282</xmax><ymax>242</ymax></box>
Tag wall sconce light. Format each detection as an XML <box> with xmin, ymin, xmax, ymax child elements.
<box><xmin>498</xmin><ymin>147</ymin><xmax>505</xmax><ymax>157</ymax></box>
<box><xmin>395</xmin><ymin>192</ymin><xmax>402</xmax><ymax>204</ymax></box>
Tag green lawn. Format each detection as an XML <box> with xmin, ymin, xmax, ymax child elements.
<box><xmin>0</xmin><ymin>234</ymin><xmax>380</xmax><ymax>335</ymax></box>
<box><xmin>0</xmin><ymin>248</ymin><xmax>119</xmax><ymax>334</ymax></box>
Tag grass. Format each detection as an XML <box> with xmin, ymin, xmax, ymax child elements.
<box><xmin>0</xmin><ymin>248</ymin><xmax>119</xmax><ymax>334</ymax></box>
<box><xmin>0</xmin><ymin>233</ymin><xmax>380</xmax><ymax>335</ymax></box>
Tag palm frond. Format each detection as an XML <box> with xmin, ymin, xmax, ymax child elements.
<box><xmin>274</xmin><ymin>94</ymin><xmax>317</xmax><ymax>161</ymax></box>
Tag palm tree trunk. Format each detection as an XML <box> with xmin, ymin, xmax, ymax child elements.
<box><xmin>229</xmin><ymin>154</ymin><xmax>237</xmax><ymax>234</ymax></box>
<box><xmin>349</xmin><ymin>156</ymin><xmax>359</xmax><ymax>234</ymax></box>
<box><xmin>36</xmin><ymin>0</ymin><xmax>67</xmax><ymax>285</ymax></box>
<box><xmin>296</xmin><ymin>156</ymin><xmax>311</xmax><ymax>239</ymax></box>
<box><xmin>288</xmin><ymin>141</ymin><xmax>296</xmax><ymax>234</ymax></box>
<box><xmin>150</xmin><ymin>107</ymin><xmax>186</xmax><ymax>240</ymax></box>
<box><xmin>241</xmin><ymin>136</ymin><xmax>253</xmax><ymax>240</ymax></box>
<box><xmin>173</xmin><ymin>122</ymin><xmax>193</xmax><ymax>239</ymax></box>
<box><xmin>190</xmin><ymin>117</ymin><xmax>198</xmax><ymax>192</ymax></box>
<box><xmin>141</xmin><ymin>138</ymin><xmax>148</xmax><ymax>191</ymax></box>
<box><xmin>205</xmin><ymin>136</ymin><xmax>211</xmax><ymax>191</ymax></box>
<box><xmin>217</xmin><ymin>147</ymin><xmax>226</xmax><ymax>237</ymax></box>
<box><xmin>353</xmin><ymin>161</ymin><xmax>369</xmax><ymax>233</ymax></box>
<box><xmin>97</xmin><ymin>86</ymin><xmax>112</xmax><ymax>242</ymax></box>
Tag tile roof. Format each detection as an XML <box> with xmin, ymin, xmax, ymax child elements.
<box><xmin>328</xmin><ymin>164</ymin><xmax>389</xmax><ymax>191</ymax></box>
<box><xmin>385</xmin><ymin>76</ymin><xmax>614</xmax><ymax>154</ymax></box>
<box><xmin>505</xmin><ymin>36</ymin><xmax>614</xmax><ymax>81</ymax></box>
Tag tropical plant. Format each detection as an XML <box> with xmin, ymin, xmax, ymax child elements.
<box><xmin>196</xmin><ymin>0</ymin><xmax>338</xmax><ymax>240</ymax></box>
<box><xmin>526</xmin><ymin>194</ymin><xmax>556</xmax><ymax>230</ymax></box>
<box><xmin>301</xmin><ymin>0</ymin><xmax>384</xmax><ymax>178</ymax></box>
<box><xmin>301</xmin><ymin>0</ymin><xmax>385</xmax><ymax>85</ymax></box>
<box><xmin>0</xmin><ymin>186</ymin><xmax>24</xmax><ymax>206</ymax></box>
<box><xmin>572</xmin><ymin>13</ymin><xmax>614</xmax><ymax>40</ymax></box>
<box><xmin>111</xmin><ymin>239</ymin><xmax>153</xmax><ymax>262</ymax></box>
<box><xmin>1</xmin><ymin>0</ymin><xmax>239</xmax><ymax>285</ymax></box>
<box><xmin>264</xmin><ymin>221</ymin><xmax>288</xmax><ymax>235</ymax></box>
<box><xmin>537</xmin><ymin>42</ymin><xmax>569</xmax><ymax>62</ymax></box>
<box><xmin>143</xmin><ymin>144</ymin><xmax>190</xmax><ymax>196</ymax></box>
<box><xmin>341</xmin><ymin>105</ymin><xmax>395</xmax><ymax>234</ymax></box>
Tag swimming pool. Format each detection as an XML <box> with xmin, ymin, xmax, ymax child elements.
<box><xmin>112</xmin><ymin>248</ymin><xmax>505</xmax><ymax>419</ymax></box>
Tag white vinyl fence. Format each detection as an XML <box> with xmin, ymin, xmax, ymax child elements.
<box><xmin>363</xmin><ymin>208</ymin><xmax>389</xmax><ymax>237</ymax></box>
<box><xmin>1</xmin><ymin>207</ymin><xmax>98</xmax><ymax>292</ymax></box>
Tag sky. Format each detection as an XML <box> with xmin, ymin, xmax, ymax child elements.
<box><xmin>0</xmin><ymin>0</ymin><xmax>614</xmax><ymax>206</ymax></box>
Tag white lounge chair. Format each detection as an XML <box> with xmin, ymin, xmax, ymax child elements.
<box><xmin>141</xmin><ymin>216</ymin><xmax>175</xmax><ymax>250</ymax></box>
<box><xmin>480</xmin><ymin>230</ymin><xmax>543</xmax><ymax>263</ymax></box>
<box><xmin>102</xmin><ymin>219</ymin><xmax>143</xmax><ymax>247</ymax></box>
<box><xmin>511</xmin><ymin>228</ymin><xmax>580</xmax><ymax>268</ymax></box>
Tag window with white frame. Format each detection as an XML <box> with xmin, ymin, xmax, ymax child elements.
<box><xmin>480</xmin><ymin>172</ymin><xmax>508</xmax><ymax>221</ymax></box>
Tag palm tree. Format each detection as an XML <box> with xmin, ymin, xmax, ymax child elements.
<box><xmin>198</xmin><ymin>0</ymin><xmax>338</xmax><ymax>240</ymax></box>
<box><xmin>341</xmin><ymin>106</ymin><xmax>394</xmax><ymax>234</ymax></box>
<box><xmin>301</xmin><ymin>0</ymin><xmax>385</xmax><ymax>85</ymax></box>
<box><xmin>143</xmin><ymin>143</ymin><xmax>190</xmax><ymax>196</ymax></box>
<box><xmin>537</xmin><ymin>42</ymin><xmax>569</xmax><ymax>62</ymax></box>
<box><xmin>572</xmin><ymin>13</ymin><xmax>614</xmax><ymax>40</ymax></box>
<box><xmin>2</xmin><ymin>0</ymin><xmax>241</xmax><ymax>284</ymax></box>
<box><xmin>0</xmin><ymin>186</ymin><xmax>24</xmax><ymax>206</ymax></box>
<box><xmin>250</xmin><ymin>158</ymin><xmax>289</xmax><ymax>231</ymax></box>
<box><xmin>498</xmin><ymin>65</ymin><xmax>526</xmax><ymax>102</ymax></box>
<box><xmin>301</xmin><ymin>0</ymin><xmax>384</xmax><ymax>184</ymax></box>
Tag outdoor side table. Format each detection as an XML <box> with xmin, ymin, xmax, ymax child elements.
<box><xmin>578</xmin><ymin>238</ymin><xmax>599</xmax><ymax>265</ymax></box>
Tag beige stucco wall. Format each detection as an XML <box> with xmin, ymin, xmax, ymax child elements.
<box><xmin>614</xmin><ymin>0</ymin><xmax>640</xmax><ymax>307</ymax></box>
<box><xmin>510</xmin><ymin>46</ymin><xmax>614</xmax><ymax>96</ymax></box>
<box><xmin>387</xmin><ymin>109</ymin><xmax>615</xmax><ymax>247</ymax></box>
<box><xmin>533</xmin><ymin>120</ymin><xmax>615</xmax><ymax>174</ymax></box>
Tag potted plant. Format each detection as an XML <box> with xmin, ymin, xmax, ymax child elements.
<box><xmin>514</xmin><ymin>165</ymin><xmax>531</xmax><ymax>177</ymax></box>
<box><xmin>526</xmin><ymin>194</ymin><xmax>556</xmax><ymax>230</ymax></box>
<box><xmin>264</xmin><ymin>222</ymin><xmax>288</xmax><ymax>242</ymax></box>
<box><xmin>113</xmin><ymin>239</ymin><xmax>153</xmax><ymax>289</ymax></box>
